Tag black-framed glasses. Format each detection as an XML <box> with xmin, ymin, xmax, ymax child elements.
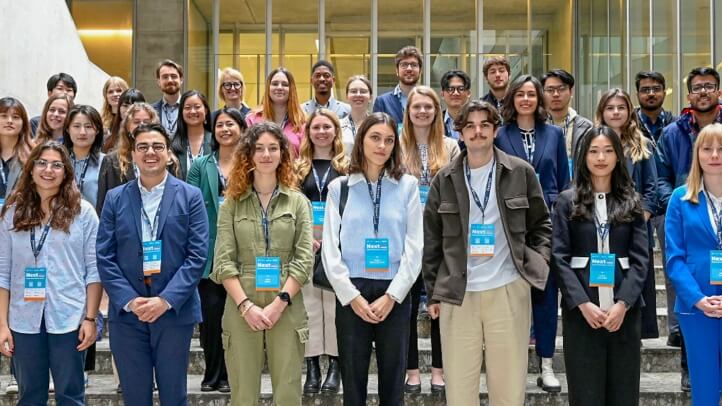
<box><xmin>222</xmin><ymin>82</ymin><xmax>243</xmax><ymax>90</ymax></box>
<box><xmin>135</xmin><ymin>143</ymin><xmax>167</xmax><ymax>153</ymax></box>
<box><xmin>34</xmin><ymin>159</ymin><xmax>65</xmax><ymax>171</ymax></box>
<box><xmin>543</xmin><ymin>85</ymin><xmax>569</xmax><ymax>95</ymax></box>
<box><xmin>691</xmin><ymin>83</ymin><xmax>718</xmax><ymax>94</ymax></box>
<box><xmin>444</xmin><ymin>86</ymin><xmax>469</xmax><ymax>95</ymax></box>
<box><xmin>639</xmin><ymin>85</ymin><xmax>664</xmax><ymax>94</ymax></box>
<box><xmin>399</xmin><ymin>62</ymin><xmax>420</xmax><ymax>69</ymax></box>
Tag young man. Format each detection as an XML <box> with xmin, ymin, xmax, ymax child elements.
<box><xmin>97</xmin><ymin>123</ymin><xmax>208</xmax><ymax>405</ymax></box>
<box><xmin>151</xmin><ymin>60</ymin><xmax>184</xmax><ymax>135</ymax></box>
<box><xmin>423</xmin><ymin>100</ymin><xmax>551</xmax><ymax>405</ymax></box>
<box><xmin>635</xmin><ymin>71</ymin><xmax>675</xmax><ymax>145</ymax></box>
<box><xmin>372</xmin><ymin>46</ymin><xmax>422</xmax><ymax>125</ymax></box>
<box><xmin>481</xmin><ymin>57</ymin><xmax>510</xmax><ymax>110</ymax></box>
<box><xmin>656</xmin><ymin>66</ymin><xmax>722</xmax><ymax>391</ymax></box>
<box><xmin>301</xmin><ymin>60</ymin><xmax>350</xmax><ymax>119</ymax></box>
<box><xmin>30</xmin><ymin>72</ymin><xmax>78</xmax><ymax>135</ymax></box>
<box><xmin>440</xmin><ymin>69</ymin><xmax>472</xmax><ymax>140</ymax></box>
<box><xmin>540</xmin><ymin>69</ymin><xmax>593</xmax><ymax>162</ymax></box>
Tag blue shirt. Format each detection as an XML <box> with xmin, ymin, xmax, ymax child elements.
<box><xmin>443</xmin><ymin>110</ymin><xmax>461</xmax><ymax>140</ymax></box>
<box><xmin>73</xmin><ymin>153</ymin><xmax>105</xmax><ymax>209</ymax></box>
<box><xmin>0</xmin><ymin>200</ymin><xmax>100</xmax><ymax>334</ymax></box>
<box><xmin>161</xmin><ymin>99</ymin><xmax>180</xmax><ymax>135</ymax></box>
<box><xmin>301</xmin><ymin>97</ymin><xmax>351</xmax><ymax>119</ymax></box>
<box><xmin>393</xmin><ymin>85</ymin><xmax>409</xmax><ymax>117</ymax></box>
<box><xmin>139</xmin><ymin>173</ymin><xmax>168</xmax><ymax>242</ymax></box>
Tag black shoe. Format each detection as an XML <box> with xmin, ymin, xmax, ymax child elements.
<box><xmin>667</xmin><ymin>331</ymin><xmax>682</xmax><ymax>347</ymax></box>
<box><xmin>404</xmin><ymin>381</ymin><xmax>421</xmax><ymax>394</ymax></box>
<box><xmin>681</xmin><ymin>369</ymin><xmax>691</xmax><ymax>392</ymax></box>
<box><xmin>303</xmin><ymin>357</ymin><xmax>321</xmax><ymax>394</ymax></box>
<box><xmin>116</xmin><ymin>384</ymin><xmax>123</xmax><ymax>394</ymax></box>
<box><xmin>217</xmin><ymin>381</ymin><xmax>231</xmax><ymax>393</ymax></box>
<box><xmin>200</xmin><ymin>383</ymin><xmax>215</xmax><ymax>392</ymax></box>
<box><xmin>321</xmin><ymin>356</ymin><xmax>341</xmax><ymax>393</ymax></box>
<box><xmin>430</xmin><ymin>383</ymin><xmax>445</xmax><ymax>394</ymax></box>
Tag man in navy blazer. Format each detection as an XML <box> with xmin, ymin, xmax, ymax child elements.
<box><xmin>97</xmin><ymin>123</ymin><xmax>209</xmax><ymax>405</ymax></box>
<box><xmin>151</xmin><ymin>59</ymin><xmax>184</xmax><ymax>136</ymax></box>
<box><xmin>372</xmin><ymin>46</ymin><xmax>422</xmax><ymax>126</ymax></box>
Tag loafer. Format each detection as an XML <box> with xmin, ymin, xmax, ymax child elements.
<box><xmin>667</xmin><ymin>331</ymin><xmax>682</xmax><ymax>348</ymax></box>
<box><xmin>116</xmin><ymin>384</ymin><xmax>123</xmax><ymax>394</ymax></box>
<box><xmin>681</xmin><ymin>369</ymin><xmax>691</xmax><ymax>392</ymax></box>
<box><xmin>404</xmin><ymin>382</ymin><xmax>421</xmax><ymax>394</ymax></box>
<box><xmin>430</xmin><ymin>383</ymin><xmax>445</xmax><ymax>394</ymax></box>
<box><xmin>200</xmin><ymin>383</ymin><xmax>215</xmax><ymax>392</ymax></box>
<box><xmin>217</xmin><ymin>382</ymin><xmax>231</xmax><ymax>393</ymax></box>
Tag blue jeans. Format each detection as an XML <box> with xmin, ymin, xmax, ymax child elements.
<box><xmin>12</xmin><ymin>319</ymin><xmax>85</xmax><ymax>406</ymax></box>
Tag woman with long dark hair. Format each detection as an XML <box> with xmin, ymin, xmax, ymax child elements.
<box><xmin>0</xmin><ymin>97</ymin><xmax>35</xmax><ymax>202</ymax></box>
<box><xmin>552</xmin><ymin>126</ymin><xmax>648</xmax><ymax>405</ymax></box>
<box><xmin>171</xmin><ymin>90</ymin><xmax>213</xmax><ymax>180</ymax></box>
<box><xmin>63</xmin><ymin>105</ymin><xmax>106</xmax><ymax>208</ymax></box>
<box><xmin>0</xmin><ymin>141</ymin><xmax>101</xmax><ymax>404</ymax></box>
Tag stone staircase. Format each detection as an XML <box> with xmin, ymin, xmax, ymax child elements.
<box><xmin>0</xmin><ymin>250</ymin><xmax>700</xmax><ymax>405</ymax></box>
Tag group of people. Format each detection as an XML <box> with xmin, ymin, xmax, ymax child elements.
<box><xmin>0</xmin><ymin>42</ymin><xmax>721</xmax><ymax>406</ymax></box>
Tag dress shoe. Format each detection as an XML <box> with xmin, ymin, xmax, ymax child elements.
<box><xmin>321</xmin><ymin>356</ymin><xmax>341</xmax><ymax>393</ymax></box>
<box><xmin>217</xmin><ymin>381</ymin><xmax>231</xmax><ymax>393</ymax></box>
<box><xmin>303</xmin><ymin>356</ymin><xmax>321</xmax><ymax>394</ymax></box>
<box><xmin>681</xmin><ymin>369</ymin><xmax>691</xmax><ymax>392</ymax></box>
<box><xmin>200</xmin><ymin>383</ymin><xmax>215</xmax><ymax>392</ymax></box>
<box><xmin>430</xmin><ymin>383</ymin><xmax>445</xmax><ymax>394</ymax></box>
<box><xmin>404</xmin><ymin>381</ymin><xmax>421</xmax><ymax>394</ymax></box>
<box><xmin>537</xmin><ymin>357</ymin><xmax>561</xmax><ymax>393</ymax></box>
<box><xmin>116</xmin><ymin>384</ymin><xmax>122</xmax><ymax>394</ymax></box>
<box><xmin>667</xmin><ymin>331</ymin><xmax>682</xmax><ymax>347</ymax></box>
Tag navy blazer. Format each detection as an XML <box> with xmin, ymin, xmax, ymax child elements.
<box><xmin>96</xmin><ymin>174</ymin><xmax>209</xmax><ymax>327</ymax></box>
<box><xmin>495</xmin><ymin>121</ymin><xmax>570</xmax><ymax>207</ymax></box>
<box><xmin>372</xmin><ymin>91</ymin><xmax>404</xmax><ymax>126</ymax></box>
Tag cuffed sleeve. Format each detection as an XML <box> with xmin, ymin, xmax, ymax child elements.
<box><xmin>387</xmin><ymin>178</ymin><xmax>423</xmax><ymax>303</ymax></box>
<box><xmin>286</xmin><ymin>196</ymin><xmax>313</xmax><ymax>286</ymax></box>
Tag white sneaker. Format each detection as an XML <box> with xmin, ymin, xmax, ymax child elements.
<box><xmin>536</xmin><ymin>357</ymin><xmax>561</xmax><ymax>393</ymax></box>
<box><xmin>84</xmin><ymin>372</ymin><xmax>89</xmax><ymax>388</ymax></box>
<box><xmin>48</xmin><ymin>377</ymin><xmax>54</xmax><ymax>393</ymax></box>
<box><xmin>5</xmin><ymin>376</ymin><xmax>18</xmax><ymax>395</ymax></box>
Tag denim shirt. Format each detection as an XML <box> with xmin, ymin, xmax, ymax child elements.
<box><xmin>0</xmin><ymin>200</ymin><xmax>100</xmax><ymax>334</ymax></box>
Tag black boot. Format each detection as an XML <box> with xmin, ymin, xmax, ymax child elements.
<box><xmin>321</xmin><ymin>356</ymin><xmax>341</xmax><ymax>393</ymax></box>
<box><xmin>303</xmin><ymin>357</ymin><xmax>321</xmax><ymax>394</ymax></box>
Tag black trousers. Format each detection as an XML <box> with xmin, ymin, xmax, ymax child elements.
<box><xmin>640</xmin><ymin>247</ymin><xmax>659</xmax><ymax>339</ymax></box>
<box><xmin>336</xmin><ymin>278</ymin><xmax>410</xmax><ymax>406</ymax></box>
<box><xmin>198</xmin><ymin>278</ymin><xmax>228</xmax><ymax>386</ymax></box>
<box><xmin>407</xmin><ymin>276</ymin><xmax>442</xmax><ymax>369</ymax></box>
<box><xmin>562</xmin><ymin>305</ymin><xmax>641</xmax><ymax>406</ymax></box>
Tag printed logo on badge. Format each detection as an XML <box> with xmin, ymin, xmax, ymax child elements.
<box><xmin>142</xmin><ymin>240</ymin><xmax>162</xmax><ymax>276</ymax></box>
<box><xmin>470</xmin><ymin>224</ymin><xmax>495</xmax><ymax>257</ymax></box>
<box><xmin>312</xmin><ymin>201</ymin><xmax>326</xmax><ymax>229</ymax></box>
<box><xmin>419</xmin><ymin>185</ymin><xmax>430</xmax><ymax>206</ymax></box>
<box><xmin>365</xmin><ymin>238</ymin><xmax>389</xmax><ymax>272</ymax></box>
<box><xmin>590</xmin><ymin>253</ymin><xmax>615</xmax><ymax>287</ymax></box>
<box><xmin>256</xmin><ymin>256</ymin><xmax>281</xmax><ymax>291</ymax></box>
<box><xmin>24</xmin><ymin>267</ymin><xmax>47</xmax><ymax>302</ymax></box>
<box><xmin>710</xmin><ymin>250</ymin><xmax>722</xmax><ymax>285</ymax></box>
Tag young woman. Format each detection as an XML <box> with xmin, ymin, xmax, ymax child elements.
<box><xmin>665</xmin><ymin>123</ymin><xmax>722</xmax><ymax>406</ymax></box>
<box><xmin>0</xmin><ymin>97</ymin><xmax>35</xmax><ymax>201</ymax></box>
<box><xmin>596</xmin><ymin>88</ymin><xmax>659</xmax><ymax>339</ymax></box>
<box><xmin>340</xmin><ymin>75</ymin><xmax>372</xmax><ymax>154</ymax></box>
<box><xmin>35</xmin><ymin>94</ymin><xmax>74</xmax><ymax>144</ymax></box>
<box><xmin>211</xmin><ymin>122</ymin><xmax>313</xmax><ymax>405</ymax></box>
<box><xmin>63</xmin><ymin>105</ymin><xmax>106</xmax><ymax>208</ymax></box>
<box><xmin>171</xmin><ymin>90</ymin><xmax>213</xmax><ymax>180</ymax></box>
<box><xmin>494</xmin><ymin>74</ymin><xmax>569</xmax><ymax>392</ymax></box>
<box><xmin>400</xmin><ymin>86</ymin><xmax>457</xmax><ymax>393</ymax></box>
<box><xmin>211</xmin><ymin>67</ymin><xmax>251</xmax><ymax>124</ymax></box>
<box><xmin>101</xmin><ymin>76</ymin><xmax>129</xmax><ymax>136</ymax></box>
<box><xmin>104</xmin><ymin>88</ymin><xmax>145</xmax><ymax>153</ymax></box>
<box><xmin>187</xmin><ymin>107</ymin><xmax>247</xmax><ymax>393</ymax></box>
<box><xmin>322</xmin><ymin>112</ymin><xmax>423</xmax><ymax>406</ymax></box>
<box><xmin>294</xmin><ymin>109</ymin><xmax>349</xmax><ymax>394</ymax></box>
<box><xmin>0</xmin><ymin>141</ymin><xmax>101</xmax><ymax>405</ymax></box>
<box><xmin>552</xmin><ymin>126</ymin><xmax>648</xmax><ymax>405</ymax></box>
<box><xmin>245</xmin><ymin>68</ymin><xmax>305</xmax><ymax>157</ymax></box>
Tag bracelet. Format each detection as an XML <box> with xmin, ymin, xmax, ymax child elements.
<box><xmin>241</xmin><ymin>303</ymin><xmax>255</xmax><ymax>318</ymax></box>
<box><xmin>236</xmin><ymin>297</ymin><xmax>251</xmax><ymax>311</ymax></box>
<box><xmin>84</xmin><ymin>317</ymin><xmax>97</xmax><ymax>323</ymax></box>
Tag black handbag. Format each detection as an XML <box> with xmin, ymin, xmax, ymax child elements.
<box><xmin>312</xmin><ymin>177</ymin><xmax>349</xmax><ymax>291</ymax></box>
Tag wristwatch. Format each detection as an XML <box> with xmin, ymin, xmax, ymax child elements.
<box><xmin>277</xmin><ymin>291</ymin><xmax>292</xmax><ymax>306</ymax></box>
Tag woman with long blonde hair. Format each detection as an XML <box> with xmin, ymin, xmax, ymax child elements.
<box><xmin>101</xmin><ymin>76</ymin><xmax>129</xmax><ymax>135</ymax></box>
<box><xmin>35</xmin><ymin>94</ymin><xmax>74</xmax><ymax>144</ymax></box>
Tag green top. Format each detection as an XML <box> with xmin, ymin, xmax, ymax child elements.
<box><xmin>211</xmin><ymin>184</ymin><xmax>314</xmax><ymax>286</ymax></box>
<box><xmin>186</xmin><ymin>153</ymin><xmax>221</xmax><ymax>278</ymax></box>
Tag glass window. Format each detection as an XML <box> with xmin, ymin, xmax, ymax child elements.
<box><xmin>430</xmin><ymin>0</ymin><xmax>474</xmax><ymax>96</ymax></box>
<box><xmin>629</xmin><ymin>0</ymin><xmax>651</xmax><ymax>89</ymax></box>
<box><xmin>378</xmin><ymin>1</ymin><xmax>423</xmax><ymax>94</ymax></box>
<box><xmin>188</xmin><ymin>0</ymin><xmax>209</xmax><ymax>97</ymax></box>
<box><xmin>680</xmin><ymin>0</ymin><xmax>712</xmax><ymax>109</ymax></box>
<box><xmin>651</xmin><ymin>0</ymin><xmax>678</xmax><ymax>114</ymax></box>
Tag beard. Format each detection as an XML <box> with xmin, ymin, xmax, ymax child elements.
<box><xmin>694</xmin><ymin>102</ymin><xmax>719</xmax><ymax>114</ymax></box>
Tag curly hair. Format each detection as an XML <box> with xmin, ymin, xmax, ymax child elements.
<box><xmin>118</xmin><ymin>103</ymin><xmax>160</xmax><ymax>180</ymax></box>
<box><xmin>2</xmin><ymin>142</ymin><xmax>81</xmax><ymax>233</ymax></box>
<box><xmin>35</xmin><ymin>94</ymin><xmax>74</xmax><ymax>144</ymax></box>
<box><xmin>225</xmin><ymin>122</ymin><xmax>298</xmax><ymax>199</ymax></box>
<box><xmin>295</xmin><ymin>109</ymin><xmax>349</xmax><ymax>179</ymax></box>
<box><xmin>595</xmin><ymin>88</ymin><xmax>650</xmax><ymax>163</ymax></box>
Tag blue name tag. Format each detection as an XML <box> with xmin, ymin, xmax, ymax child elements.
<box><xmin>590</xmin><ymin>253</ymin><xmax>615</xmax><ymax>287</ymax></box>
<box><xmin>24</xmin><ymin>267</ymin><xmax>47</xmax><ymax>302</ymax></box>
<box><xmin>470</xmin><ymin>224</ymin><xmax>495</xmax><ymax>257</ymax></box>
<box><xmin>256</xmin><ymin>256</ymin><xmax>281</xmax><ymax>291</ymax></box>
<box><xmin>419</xmin><ymin>185</ymin><xmax>430</xmax><ymax>205</ymax></box>
<box><xmin>536</xmin><ymin>173</ymin><xmax>541</xmax><ymax>182</ymax></box>
<box><xmin>397</xmin><ymin>123</ymin><xmax>404</xmax><ymax>136</ymax></box>
<box><xmin>218</xmin><ymin>196</ymin><xmax>225</xmax><ymax>207</ymax></box>
<box><xmin>568</xmin><ymin>158</ymin><xmax>573</xmax><ymax>179</ymax></box>
<box><xmin>365</xmin><ymin>238</ymin><xmax>389</xmax><ymax>272</ymax></box>
<box><xmin>0</xmin><ymin>198</ymin><xmax>5</xmax><ymax>207</ymax></box>
<box><xmin>142</xmin><ymin>240</ymin><xmax>162</xmax><ymax>276</ymax></box>
<box><xmin>710</xmin><ymin>250</ymin><xmax>722</xmax><ymax>285</ymax></box>
<box><xmin>312</xmin><ymin>201</ymin><xmax>325</xmax><ymax>227</ymax></box>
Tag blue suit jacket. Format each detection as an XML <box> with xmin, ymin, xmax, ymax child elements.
<box><xmin>97</xmin><ymin>174</ymin><xmax>209</xmax><ymax>327</ymax></box>
<box><xmin>372</xmin><ymin>91</ymin><xmax>404</xmax><ymax>126</ymax></box>
<box><xmin>495</xmin><ymin>121</ymin><xmax>570</xmax><ymax>207</ymax></box>
<box><xmin>665</xmin><ymin>186</ymin><xmax>722</xmax><ymax>314</ymax></box>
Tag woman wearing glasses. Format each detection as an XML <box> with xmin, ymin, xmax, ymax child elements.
<box><xmin>340</xmin><ymin>76</ymin><xmax>372</xmax><ymax>155</ymax></box>
<box><xmin>0</xmin><ymin>141</ymin><xmax>101</xmax><ymax>405</ymax></box>
<box><xmin>211</xmin><ymin>68</ymin><xmax>251</xmax><ymax>125</ymax></box>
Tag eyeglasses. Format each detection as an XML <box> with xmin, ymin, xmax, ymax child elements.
<box><xmin>543</xmin><ymin>85</ymin><xmax>569</xmax><ymax>95</ymax></box>
<box><xmin>222</xmin><ymin>82</ymin><xmax>243</xmax><ymax>90</ymax></box>
<box><xmin>34</xmin><ymin>159</ymin><xmax>65</xmax><ymax>171</ymax></box>
<box><xmin>348</xmin><ymin>88</ymin><xmax>370</xmax><ymax>96</ymax></box>
<box><xmin>135</xmin><ymin>143</ymin><xmax>167</xmax><ymax>153</ymax></box>
<box><xmin>444</xmin><ymin>86</ymin><xmax>468</xmax><ymax>95</ymax></box>
<box><xmin>399</xmin><ymin>62</ymin><xmax>420</xmax><ymax>70</ymax></box>
<box><xmin>638</xmin><ymin>85</ymin><xmax>664</xmax><ymax>94</ymax></box>
<box><xmin>691</xmin><ymin>83</ymin><xmax>718</xmax><ymax>94</ymax></box>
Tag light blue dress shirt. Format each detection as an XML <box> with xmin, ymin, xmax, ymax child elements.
<box><xmin>73</xmin><ymin>152</ymin><xmax>105</xmax><ymax>209</ymax></box>
<box><xmin>0</xmin><ymin>200</ymin><xmax>100</xmax><ymax>334</ymax></box>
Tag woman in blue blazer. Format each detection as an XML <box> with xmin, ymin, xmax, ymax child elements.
<box><xmin>666</xmin><ymin>123</ymin><xmax>722</xmax><ymax>405</ymax></box>
<box><xmin>494</xmin><ymin>74</ymin><xmax>569</xmax><ymax>392</ymax></box>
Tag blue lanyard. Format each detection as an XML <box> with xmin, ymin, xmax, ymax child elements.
<box><xmin>348</xmin><ymin>116</ymin><xmax>358</xmax><ymax>138</ymax></box>
<box><xmin>71</xmin><ymin>154</ymin><xmax>90</xmax><ymax>194</ymax></box>
<box><xmin>419</xmin><ymin>146</ymin><xmax>431</xmax><ymax>186</ymax></box>
<box><xmin>593</xmin><ymin>214</ymin><xmax>610</xmax><ymax>246</ymax></box>
<box><xmin>0</xmin><ymin>159</ymin><xmax>6</xmax><ymax>189</ymax></box>
<box><xmin>365</xmin><ymin>170</ymin><xmax>384</xmax><ymax>237</ymax></box>
<box><xmin>212</xmin><ymin>153</ymin><xmax>227</xmax><ymax>191</ymax></box>
<box><xmin>521</xmin><ymin>129</ymin><xmax>535</xmax><ymax>163</ymax></box>
<box><xmin>256</xmin><ymin>186</ymin><xmax>278</xmax><ymax>256</ymax></box>
<box><xmin>706</xmin><ymin>191</ymin><xmax>722</xmax><ymax>249</ymax></box>
<box><xmin>187</xmin><ymin>143</ymin><xmax>204</xmax><ymax>168</ymax></box>
<box><xmin>31</xmin><ymin>217</ymin><xmax>53</xmax><ymax>265</ymax></box>
<box><xmin>464</xmin><ymin>158</ymin><xmax>495</xmax><ymax>223</ymax></box>
<box><xmin>312</xmin><ymin>163</ymin><xmax>332</xmax><ymax>200</ymax></box>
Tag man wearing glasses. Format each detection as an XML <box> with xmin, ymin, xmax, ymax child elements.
<box><xmin>635</xmin><ymin>71</ymin><xmax>675</xmax><ymax>146</ymax></box>
<box><xmin>373</xmin><ymin>46</ymin><xmax>423</xmax><ymax>126</ymax></box>
<box><xmin>97</xmin><ymin>123</ymin><xmax>208</xmax><ymax>406</ymax></box>
<box><xmin>302</xmin><ymin>60</ymin><xmax>350</xmax><ymax>119</ymax></box>
<box><xmin>440</xmin><ymin>70</ymin><xmax>472</xmax><ymax>141</ymax></box>
<box><xmin>655</xmin><ymin>66</ymin><xmax>722</xmax><ymax>392</ymax></box>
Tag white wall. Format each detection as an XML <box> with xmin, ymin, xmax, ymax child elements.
<box><xmin>0</xmin><ymin>0</ymin><xmax>109</xmax><ymax>117</ymax></box>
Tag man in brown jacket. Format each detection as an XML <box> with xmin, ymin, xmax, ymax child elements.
<box><xmin>422</xmin><ymin>100</ymin><xmax>552</xmax><ymax>405</ymax></box>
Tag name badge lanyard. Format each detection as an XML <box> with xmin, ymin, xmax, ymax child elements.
<box><xmin>212</xmin><ymin>154</ymin><xmax>228</xmax><ymax>192</ymax></box>
<box><xmin>187</xmin><ymin>143</ymin><xmax>205</xmax><ymax>169</ymax></box>
<box><xmin>420</xmin><ymin>151</ymin><xmax>431</xmax><ymax>186</ymax></box>
<box><xmin>312</xmin><ymin>163</ymin><xmax>332</xmax><ymax>201</ymax></box>
<box><xmin>593</xmin><ymin>213</ymin><xmax>611</xmax><ymax>252</ymax></box>
<box><xmin>0</xmin><ymin>159</ymin><xmax>6</xmax><ymax>194</ymax></box>
<box><xmin>348</xmin><ymin>116</ymin><xmax>357</xmax><ymax>138</ymax></box>
<box><xmin>141</xmin><ymin>203</ymin><xmax>161</xmax><ymax>241</ymax></box>
<box><xmin>163</xmin><ymin>105</ymin><xmax>178</xmax><ymax>134</ymax></box>
<box><xmin>72</xmin><ymin>154</ymin><xmax>90</xmax><ymax>194</ymax></box>
<box><xmin>256</xmin><ymin>187</ymin><xmax>278</xmax><ymax>256</ymax></box>
<box><xmin>464</xmin><ymin>158</ymin><xmax>495</xmax><ymax>224</ymax></box>
<box><xmin>706</xmin><ymin>191</ymin><xmax>722</xmax><ymax>249</ymax></box>
<box><xmin>521</xmin><ymin>131</ymin><xmax>535</xmax><ymax>164</ymax></box>
<box><xmin>31</xmin><ymin>216</ymin><xmax>53</xmax><ymax>267</ymax></box>
<box><xmin>366</xmin><ymin>170</ymin><xmax>385</xmax><ymax>238</ymax></box>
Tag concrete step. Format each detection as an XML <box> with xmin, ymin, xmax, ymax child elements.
<box><xmin>0</xmin><ymin>373</ymin><xmax>695</xmax><ymax>405</ymax></box>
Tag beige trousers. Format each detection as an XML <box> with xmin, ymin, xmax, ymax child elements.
<box><xmin>440</xmin><ymin>276</ymin><xmax>532</xmax><ymax>406</ymax></box>
<box><xmin>302</xmin><ymin>283</ymin><xmax>338</xmax><ymax>357</ymax></box>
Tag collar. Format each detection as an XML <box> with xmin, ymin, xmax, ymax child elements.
<box><xmin>313</xmin><ymin>97</ymin><xmax>335</xmax><ymax>109</ymax></box>
<box><xmin>448</xmin><ymin>147</ymin><xmax>513</xmax><ymax>175</ymax></box>
<box><xmin>393</xmin><ymin>84</ymin><xmax>404</xmax><ymax>97</ymax></box>
<box><xmin>444</xmin><ymin>110</ymin><xmax>455</xmax><ymax>125</ymax></box>
<box><xmin>700</xmin><ymin>181</ymin><xmax>722</xmax><ymax>202</ymax></box>
<box><xmin>236</xmin><ymin>183</ymin><xmax>292</xmax><ymax>203</ymax></box>
<box><xmin>161</xmin><ymin>96</ymin><xmax>179</xmax><ymax>108</ymax></box>
<box><xmin>138</xmin><ymin>172</ymin><xmax>169</xmax><ymax>193</ymax></box>
<box><xmin>348</xmin><ymin>171</ymin><xmax>400</xmax><ymax>187</ymax></box>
